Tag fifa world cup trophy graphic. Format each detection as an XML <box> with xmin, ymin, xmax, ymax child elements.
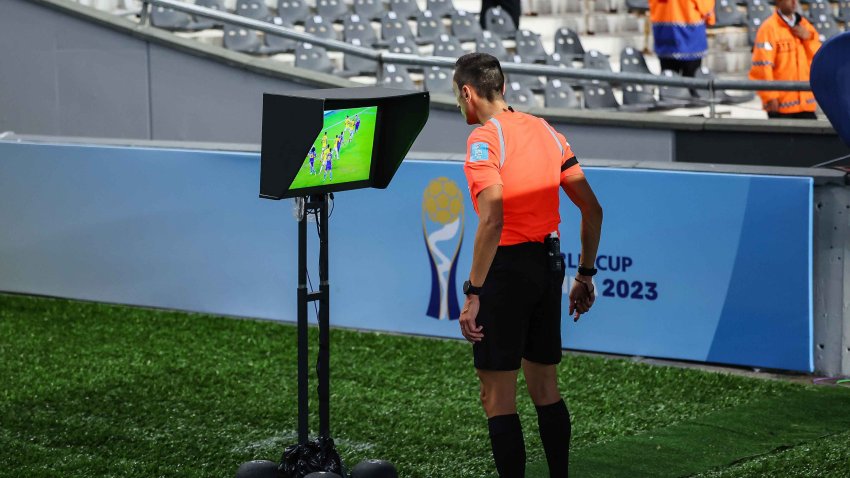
<box><xmin>422</xmin><ymin>177</ymin><xmax>465</xmax><ymax>320</ymax></box>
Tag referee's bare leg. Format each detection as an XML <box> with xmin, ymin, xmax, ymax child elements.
<box><xmin>476</xmin><ymin>368</ymin><xmax>525</xmax><ymax>477</ymax></box>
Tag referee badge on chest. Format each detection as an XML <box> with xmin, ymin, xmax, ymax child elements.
<box><xmin>422</xmin><ymin>177</ymin><xmax>465</xmax><ymax>320</ymax></box>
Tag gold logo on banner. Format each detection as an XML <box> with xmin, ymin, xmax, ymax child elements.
<box><xmin>422</xmin><ymin>177</ymin><xmax>465</xmax><ymax>320</ymax></box>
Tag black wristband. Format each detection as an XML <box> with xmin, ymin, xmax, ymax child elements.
<box><xmin>577</xmin><ymin>266</ymin><xmax>597</xmax><ymax>276</ymax></box>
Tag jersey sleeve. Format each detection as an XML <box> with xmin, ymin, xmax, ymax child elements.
<box><xmin>463</xmin><ymin>125</ymin><xmax>503</xmax><ymax>202</ymax></box>
<box><xmin>551</xmin><ymin>126</ymin><xmax>583</xmax><ymax>180</ymax></box>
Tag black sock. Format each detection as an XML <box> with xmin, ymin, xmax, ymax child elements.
<box><xmin>535</xmin><ymin>399</ymin><xmax>571</xmax><ymax>478</ymax></box>
<box><xmin>487</xmin><ymin>413</ymin><xmax>526</xmax><ymax>478</ymax></box>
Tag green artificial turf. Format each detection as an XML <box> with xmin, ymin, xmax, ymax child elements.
<box><xmin>0</xmin><ymin>292</ymin><xmax>847</xmax><ymax>478</ymax></box>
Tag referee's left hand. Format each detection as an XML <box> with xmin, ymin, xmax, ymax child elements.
<box><xmin>459</xmin><ymin>295</ymin><xmax>484</xmax><ymax>342</ymax></box>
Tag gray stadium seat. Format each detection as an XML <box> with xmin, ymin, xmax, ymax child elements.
<box><xmin>295</xmin><ymin>42</ymin><xmax>336</xmax><ymax>73</ymax></box>
<box><xmin>416</xmin><ymin>10</ymin><xmax>444</xmax><ymax>44</ymax></box>
<box><xmin>811</xmin><ymin>14</ymin><xmax>842</xmax><ymax>42</ymax></box>
<box><xmin>506</xmin><ymin>54</ymin><xmax>545</xmax><ymax>91</ymax></box>
<box><xmin>223</xmin><ymin>24</ymin><xmax>263</xmax><ymax>53</ymax></box>
<box><xmin>515</xmin><ymin>29</ymin><xmax>549</xmax><ymax>63</ymax></box>
<box><xmin>278</xmin><ymin>0</ymin><xmax>311</xmax><ymax>24</ymax></box>
<box><xmin>353</xmin><ymin>0</ymin><xmax>385</xmax><ymax>20</ymax></box>
<box><xmin>451</xmin><ymin>10</ymin><xmax>483</xmax><ymax>41</ymax></box>
<box><xmin>619</xmin><ymin>46</ymin><xmax>652</xmax><ymax>74</ymax></box>
<box><xmin>381</xmin><ymin>11</ymin><xmax>416</xmax><ymax>44</ymax></box>
<box><xmin>344</xmin><ymin>14</ymin><xmax>378</xmax><ymax>46</ymax></box>
<box><xmin>427</xmin><ymin>0</ymin><xmax>457</xmax><ymax>17</ymax></box>
<box><xmin>305</xmin><ymin>15</ymin><xmax>337</xmax><ymax>40</ymax></box>
<box><xmin>694</xmin><ymin>66</ymin><xmax>754</xmax><ymax>104</ymax></box>
<box><xmin>544</xmin><ymin>78</ymin><xmax>579</xmax><ymax>108</ymax></box>
<box><xmin>747</xmin><ymin>15</ymin><xmax>764</xmax><ymax>45</ymax></box>
<box><xmin>622</xmin><ymin>83</ymin><xmax>657</xmax><ymax>109</ymax></box>
<box><xmin>657</xmin><ymin>70</ymin><xmax>696</xmax><ymax>108</ymax></box>
<box><xmin>838</xmin><ymin>0</ymin><xmax>850</xmax><ymax>22</ymax></box>
<box><xmin>388</xmin><ymin>34</ymin><xmax>419</xmax><ymax>55</ymax></box>
<box><xmin>553</xmin><ymin>27</ymin><xmax>585</xmax><ymax>63</ymax></box>
<box><xmin>746</xmin><ymin>0</ymin><xmax>772</xmax><ymax>22</ymax></box>
<box><xmin>264</xmin><ymin>17</ymin><xmax>298</xmax><ymax>53</ymax></box>
<box><xmin>583</xmin><ymin>50</ymin><xmax>612</xmax><ymax>72</ymax></box>
<box><xmin>433</xmin><ymin>33</ymin><xmax>465</xmax><ymax>58</ymax></box>
<box><xmin>381</xmin><ymin>64</ymin><xmax>417</xmax><ymax>90</ymax></box>
<box><xmin>390</xmin><ymin>0</ymin><xmax>422</xmax><ymax>19</ymax></box>
<box><xmin>713</xmin><ymin>0</ymin><xmax>746</xmax><ymax>26</ymax></box>
<box><xmin>484</xmin><ymin>6</ymin><xmax>517</xmax><ymax>38</ymax></box>
<box><xmin>424</xmin><ymin>66</ymin><xmax>455</xmax><ymax>94</ymax></box>
<box><xmin>236</xmin><ymin>0</ymin><xmax>271</xmax><ymax>21</ymax></box>
<box><xmin>475</xmin><ymin>30</ymin><xmax>509</xmax><ymax>60</ymax></box>
<box><xmin>626</xmin><ymin>0</ymin><xmax>649</xmax><ymax>13</ymax></box>
<box><xmin>582</xmin><ymin>81</ymin><xmax>620</xmax><ymax>110</ymax></box>
<box><xmin>151</xmin><ymin>5</ymin><xmax>194</xmax><ymax>30</ymax></box>
<box><xmin>504</xmin><ymin>81</ymin><xmax>538</xmax><ymax>108</ymax></box>
<box><xmin>316</xmin><ymin>0</ymin><xmax>349</xmax><ymax>22</ymax></box>
<box><xmin>807</xmin><ymin>0</ymin><xmax>831</xmax><ymax>21</ymax></box>
<box><xmin>343</xmin><ymin>38</ymin><xmax>379</xmax><ymax>75</ymax></box>
<box><xmin>188</xmin><ymin>0</ymin><xmax>226</xmax><ymax>30</ymax></box>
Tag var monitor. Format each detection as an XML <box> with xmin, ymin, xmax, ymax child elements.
<box><xmin>260</xmin><ymin>87</ymin><xmax>430</xmax><ymax>200</ymax></box>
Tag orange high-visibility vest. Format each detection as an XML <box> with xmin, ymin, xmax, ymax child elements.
<box><xmin>749</xmin><ymin>10</ymin><xmax>821</xmax><ymax>114</ymax></box>
<box><xmin>648</xmin><ymin>0</ymin><xmax>716</xmax><ymax>60</ymax></box>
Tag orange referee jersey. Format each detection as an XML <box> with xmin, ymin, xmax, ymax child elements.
<box><xmin>464</xmin><ymin>110</ymin><xmax>583</xmax><ymax>246</ymax></box>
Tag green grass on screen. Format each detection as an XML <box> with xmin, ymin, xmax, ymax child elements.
<box><xmin>288</xmin><ymin>106</ymin><xmax>377</xmax><ymax>190</ymax></box>
<box><xmin>1</xmin><ymin>293</ymin><xmax>848</xmax><ymax>478</ymax></box>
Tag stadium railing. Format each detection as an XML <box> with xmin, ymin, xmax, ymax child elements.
<box><xmin>140</xmin><ymin>0</ymin><xmax>812</xmax><ymax>119</ymax></box>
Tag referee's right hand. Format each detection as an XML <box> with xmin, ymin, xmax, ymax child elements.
<box><xmin>459</xmin><ymin>295</ymin><xmax>484</xmax><ymax>342</ymax></box>
<box><xmin>569</xmin><ymin>275</ymin><xmax>596</xmax><ymax>322</ymax></box>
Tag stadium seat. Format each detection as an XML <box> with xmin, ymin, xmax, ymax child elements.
<box><xmin>388</xmin><ymin>34</ymin><xmax>419</xmax><ymax>55</ymax></box>
<box><xmin>451</xmin><ymin>10</ymin><xmax>483</xmax><ymax>42</ymax></box>
<box><xmin>807</xmin><ymin>0</ymin><xmax>831</xmax><ymax>21</ymax></box>
<box><xmin>619</xmin><ymin>46</ymin><xmax>652</xmax><ymax>74</ymax></box>
<box><xmin>295</xmin><ymin>42</ymin><xmax>336</xmax><ymax>73</ymax></box>
<box><xmin>837</xmin><ymin>0</ymin><xmax>850</xmax><ymax>22</ymax></box>
<box><xmin>433</xmin><ymin>33</ymin><xmax>465</xmax><ymax>57</ymax></box>
<box><xmin>278</xmin><ymin>0</ymin><xmax>311</xmax><ymax>24</ymax></box>
<box><xmin>344</xmin><ymin>14</ymin><xmax>378</xmax><ymax>46</ymax></box>
<box><xmin>553</xmin><ymin>27</ymin><xmax>585</xmax><ymax>63</ymax></box>
<box><xmin>657</xmin><ymin>70</ymin><xmax>696</xmax><ymax>108</ymax></box>
<box><xmin>747</xmin><ymin>15</ymin><xmax>764</xmax><ymax>45</ymax></box>
<box><xmin>583</xmin><ymin>50</ymin><xmax>612</xmax><ymax>72</ymax></box>
<box><xmin>423</xmin><ymin>66</ymin><xmax>455</xmax><ymax>94</ymax></box>
<box><xmin>713</xmin><ymin>0</ymin><xmax>746</xmax><ymax>26</ymax></box>
<box><xmin>381</xmin><ymin>11</ymin><xmax>416</xmax><ymax>44</ymax></box>
<box><xmin>188</xmin><ymin>0</ymin><xmax>226</xmax><ymax>30</ymax></box>
<box><xmin>389</xmin><ymin>0</ymin><xmax>422</xmax><ymax>19</ymax></box>
<box><xmin>505</xmin><ymin>54</ymin><xmax>545</xmax><ymax>90</ymax></box>
<box><xmin>264</xmin><ymin>18</ymin><xmax>298</xmax><ymax>53</ymax></box>
<box><xmin>484</xmin><ymin>6</ymin><xmax>517</xmax><ymax>38</ymax></box>
<box><xmin>622</xmin><ymin>83</ymin><xmax>658</xmax><ymax>109</ymax></box>
<box><xmin>305</xmin><ymin>15</ymin><xmax>337</xmax><ymax>40</ymax></box>
<box><xmin>582</xmin><ymin>80</ymin><xmax>620</xmax><ymax>109</ymax></box>
<box><xmin>316</xmin><ymin>0</ymin><xmax>349</xmax><ymax>22</ymax></box>
<box><xmin>746</xmin><ymin>0</ymin><xmax>772</xmax><ymax>22</ymax></box>
<box><xmin>150</xmin><ymin>5</ymin><xmax>194</xmax><ymax>30</ymax></box>
<box><xmin>236</xmin><ymin>0</ymin><xmax>271</xmax><ymax>21</ymax></box>
<box><xmin>811</xmin><ymin>14</ymin><xmax>842</xmax><ymax>42</ymax></box>
<box><xmin>353</xmin><ymin>0</ymin><xmax>385</xmax><ymax>21</ymax></box>
<box><xmin>694</xmin><ymin>66</ymin><xmax>754</xmax><ymax>104</ymax></box>
<box><xmin>504</xmin><ymin>81</ymin><xmax>538</xmax><ymax>108</ymax></box>
<box><xmin>544</xmin><ymin>78</ymin><xmax>579</xmax><ymax>108</ymax></box>
<box><xmin>475</xmin><ymin>30</ymin><xmax>510</xmax><ymax>60</ymax></box>
<box><xmin>343</xmin><ymin>38</ymin><xmax>379</xmax><ymax>75</ymax></box>
<box><xmin>416</xmin><ymin>10</ymin><xmax>444</xmax><ymax>44</ymax></box>
<box><xmin>625</xmin><ymin>0</ymin><xmax>649</xmax><ymax>13</ymax></box>
<box><xmin>223</xmin><ymin>24</ymin><xmax>264</xmax><ymax>53</ymax></box>
<box><xmin>381</xmin><ymin>64</ymin><xmax>417</xmax><ymax>89</ymax></box>
<box><xmin>427</xmin><ymin>0</ymin><xmax>457</xmax><ymax>17</ymax></box>
<box><xmin>515</xmin><ymin>29</ymin><xmax>550</xmax><ymax>63</ymax></box>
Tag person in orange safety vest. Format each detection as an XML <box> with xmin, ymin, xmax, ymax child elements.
<box><xmin>749</xmin><ymin>0</ymin><xmax>821</xmax><ymax>119</ymax></box>
<box><xmin>649</xmin><ymin>0</ymin><xmax>716</xmax><ymax>77</ymax></box>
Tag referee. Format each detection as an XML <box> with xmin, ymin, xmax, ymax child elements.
<box><xmin>453</xmin><ymin>53</ymin><xmax>603</xmax><ymax>477</ymax></box>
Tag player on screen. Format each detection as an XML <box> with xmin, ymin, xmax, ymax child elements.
<box><xmin>321</xmin><ymin>131</ymin><xmax>329</xmax><ymax>154</ymax></box>
<box><xmin>322</xmin><ymin>148</ymin><xmax>333</xmax><ymax>181</ymax></box>
<box><xmin>308</xmin><ymin>145</ymin><xmax>317</xmax><ymax>174</ymax></box>
<box><xmin>344</xmin><ymin>115</ymin><xmax>355</xmax><ymax>144</ymax></box>
<box><xmin>334</xmin><ymin>133</ymin><xmax>343</xmax><ymax>160</ymax></box>
<box><xmin>355</xmin><ymin>114</ymin><xmax>361</xmax><ymax>134</ymax></box>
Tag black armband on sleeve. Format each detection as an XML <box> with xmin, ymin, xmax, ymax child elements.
<box><xmin>561</xmin><ymin>156</ymin><xmax>578</xmax><ymax>172</ymax></box>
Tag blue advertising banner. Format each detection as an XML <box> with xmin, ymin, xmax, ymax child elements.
<box><xmin>0</xmin><ymin>142</ymin><xmax>813</xmax><ymax>371</ymax></box>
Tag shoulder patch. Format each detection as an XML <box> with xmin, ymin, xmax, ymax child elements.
<box><xmin>469</xmin><ymin>142</ymin><xmax>489</xmax><ymax>162</ymax></box>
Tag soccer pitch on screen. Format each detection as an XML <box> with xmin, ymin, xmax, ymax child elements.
<box><xmin>289</xmin><ymin>106</ymin><xmax>377</xmax><ymax>190</ymax></box>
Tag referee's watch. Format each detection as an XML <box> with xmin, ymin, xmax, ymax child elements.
<box><xmin>577</xmin><ymin>265</ymin><xmax>598</xmax><ymax>277</ymax></box>
<box><xmin>463</xmin><ymin>280</ymin><xmax>483</xmax><ymax>296</ymax></box>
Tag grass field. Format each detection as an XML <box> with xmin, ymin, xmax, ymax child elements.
<box><xmin>289</xmin><ymin>107</ymin><xmax>377</xmax><ymax>190</ymax></box>
<box><xmin>1</xmin><ymin>292</ymin><xmax>849</xmax><ymax>478</ymax></box>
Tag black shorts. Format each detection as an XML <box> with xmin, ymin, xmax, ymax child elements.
<box><xmin>473</xmin><ymin>242</ymin><xmax>565</xmax><ymax>371</ymax></box>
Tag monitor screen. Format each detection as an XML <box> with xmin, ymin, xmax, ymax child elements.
<box><xmin>288</xmin><ymin>106</ymin><xmax>378</xmax><ymax>191</ymax></box>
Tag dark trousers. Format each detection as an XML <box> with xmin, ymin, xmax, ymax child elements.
<box><xmin>480</xmin><ymin>0</ymin><xmax>521</xmax><ymax>29</ymax></box>
<box><xmin>659</xmin><ymin>58</ymin><xmax>702</xmax><ymax>78</ymax></box>
<box><xmin>768</xmin><ymin>111</ymin><xmax>818</xmax><ymax>120</ymax></box>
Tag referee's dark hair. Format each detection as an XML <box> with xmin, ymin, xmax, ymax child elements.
<box><xmin>454</xmin><ymin>53</ymin><xmax>505</xmax><ymax>101</ymax></box>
